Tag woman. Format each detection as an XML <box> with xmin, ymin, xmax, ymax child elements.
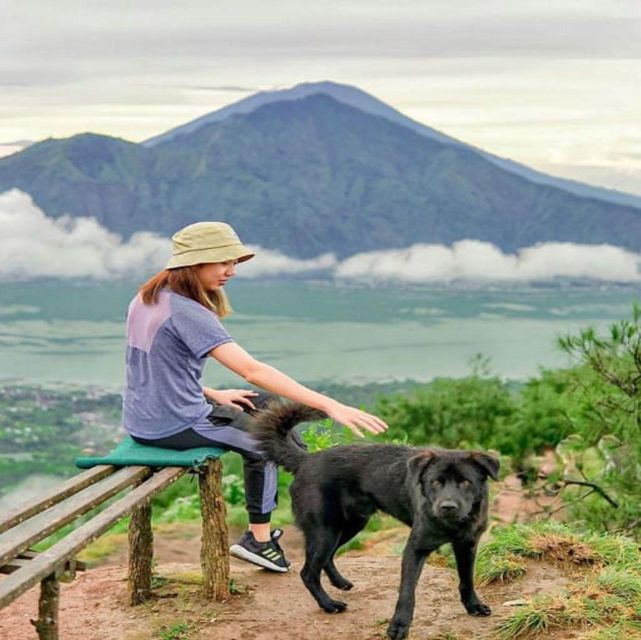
<box><xmin>123</xmin><ymin>221</ymin><xmax>388</xmax><ymax>572</ymax></box>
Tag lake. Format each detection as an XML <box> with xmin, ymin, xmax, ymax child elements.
<box><xmin>0</xmin><ymin>278</ymin><xmax>638</xmax><ymax>389</ymax></box>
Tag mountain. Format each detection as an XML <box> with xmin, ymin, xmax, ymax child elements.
<box><xmin>144</xmin><ymin>81</ymin><xmax>641</xmax><ymax>211</ymax></box>
<box><xmin>0</xmin><ymin>134</ymin><xmax>150</xmax><ymax>230</ymax></box>
<box><xmin>1</xmin><ymin>92</ymin><xmax>641</xmax><ymax>259</ymax></box>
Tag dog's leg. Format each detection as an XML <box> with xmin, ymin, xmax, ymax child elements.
<box><xmin>323</xmin><ymin>516</ymin><xmax>368</xmax><ymax>590</ymax></box>
<box><xmin>301</xmin><ymin>530</ymin><xmax>348</xmax><ymax>613</ymax></box>
<box><xmin>452</xmin><ymin>540</ymin><xmax>491</xmax><ymax>616</ymax></box>
<box><xmin>387</xmin><ymin>534</ymin><xmax>431</xmax><ymax>640</ymax></box>
<box><xmin>324</xmin><ymin>556</ymin><xmax>353</xmax><ymax>591</ymax></box>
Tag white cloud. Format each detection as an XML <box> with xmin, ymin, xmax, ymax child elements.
<box><xmin>2</xmin><ymin>189</ymin><xmax>640</xmax><ymax>283</ymax></box>
<box><xmin>335</xmin><ymin>240</ymin><xmax>641</xmax><ymax>283</ymax></box>
<box><xmin>0</xmin><ymin>190</ymin><xmax>335</xmax><ymax>281</ymax></box>
<box><xmin>239</xmin><ymin>246</ymin><xmax>337</xmax><ymax>278</ymax></box>
<box><xmin>0</xmin><ymin>189</ymin><xmax>170</xmax><ymax>280</ymax></box>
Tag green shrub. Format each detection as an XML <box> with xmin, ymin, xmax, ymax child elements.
<box><xmin>374</xmin><ymin>371</ymin><xmax>516</xmax><ymax>450</ymax></box>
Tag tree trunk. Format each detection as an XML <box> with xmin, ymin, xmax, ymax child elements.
<box><xmin>31</xmin><ymin>574</ymin><xmax>59</xmax><ymax>640</ymax></box>
<box><xmin>199</xmin><ymin>459</ymin><xmax>230</xmax><ymax>600</ymax></box>
<box><xmin>128</xmin><ymin>500</ymin><xmax>153</xmax><ymax>605</ymax></box>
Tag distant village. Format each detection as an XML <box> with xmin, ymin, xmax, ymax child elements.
<box><xmin>0</xmin><ymin>383</ymin><xmax>124</xmax><ymax>502</ymax></box>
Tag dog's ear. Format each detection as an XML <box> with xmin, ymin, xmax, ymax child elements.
<box><xmin>407</xmin><ymin>449</ymin><xmax>438</xmax><ymax>482</ymax></box>
<box><xmin>469</xmin><ymin>452</ymin><xmax>500</xmax><ymax>481</ymax></box>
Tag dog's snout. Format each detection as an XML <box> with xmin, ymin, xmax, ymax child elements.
<box><xmin>439</xmin><ymin>500</ymin><xmax>459</xmax><ymax>513</ymax></box>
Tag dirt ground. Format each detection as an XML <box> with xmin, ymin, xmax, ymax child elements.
<box><xmin>0</xmin><ymin>522</ymin><xmax>576</xmax><ymax>640</ymax></box>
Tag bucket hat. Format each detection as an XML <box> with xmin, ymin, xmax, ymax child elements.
<box><xmin>165</xmin><ymin>222</ymin><xmax>255</xmax><ymax>269</ymax></box>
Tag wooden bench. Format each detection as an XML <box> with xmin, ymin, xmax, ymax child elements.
<box><xmin>0</xmin><ymin>458</ymin><xmax>229</xmax><ymax>640</ymax></box>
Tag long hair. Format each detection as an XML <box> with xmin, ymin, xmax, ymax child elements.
<box><xmin>138</xmin><ymin>266</ymin><xmax>233</xmax><ymax>318</ymax></box>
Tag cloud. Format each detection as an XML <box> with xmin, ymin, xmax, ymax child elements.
<box><xmin>0</xmin><ymin>190</ymin><xmax>335</xmax><ymax>281</ymax></box>
<box><xmin>534</xmin><ymin>163</ymin><xmax>641</xmax><ymax>197</ymax></box>
<box><xmin>0</xmin><ymin>140</ymin><xmax>34</xmax><ymax>159</ymax></box>
<box><xmin>182</xmin><ymin>85</ymin><xmax>258</xmax><ymax>93</ymax></box>
<box><xmin>0</xmin><ymin>190</ymin><xmax>171</xmax><ymax>280</ymax></box>
<box><xmin>334</xmin><ymin>240</ymin><xmax>641</xmax><ymax>283</ymax></box>
<box><xmin>2</xmin><ymin>189</ymin><xmax>640</xmax><ymax>284</ymax></box>
<box><xmin>239</xmin><ymin>247</ymin><xmax>337</xmax><ymax>278</ymax></box>
<box><xmin>2</xmin><ymin>4</ymin><xmax>640</xmax><ymax>101</ymax></box>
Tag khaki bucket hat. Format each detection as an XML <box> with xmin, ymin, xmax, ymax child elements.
<box><xmin>165</xmin><ymin>222</ymin><xmax>255</xmax><ymax>269</ymax></box>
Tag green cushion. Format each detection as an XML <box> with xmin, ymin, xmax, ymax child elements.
<box><xmin>75</xmin><ymin>436</ymin><xmax>225</xmax><ymax>469</ymax></box>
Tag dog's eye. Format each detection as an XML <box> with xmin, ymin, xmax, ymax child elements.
<box><xmin>460</xmin><ymin>480</ymin><xmax>472</xmax><ymax>488</ymax></box>
<box><xmin>430</xmin><ymin>479</ymin><xmax>441</xmax><ymax>487</ymax></box>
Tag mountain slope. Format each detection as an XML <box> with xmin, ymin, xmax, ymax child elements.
<box><xmin>1</xmin><ymin>95</ymin><xmax>641</xmax><ymax>259</ymax></box>
<box><xmin>144</xmin><ymin>81</ymin><xmax>641</xmax><ymax>210</ymax></box>
<box><xmin>0</xmin><ymin>133</ymin><xmax>152</xmax><ymax>230</ymax></box>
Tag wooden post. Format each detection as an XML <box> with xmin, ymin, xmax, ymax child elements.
<box><xmin>128</xmin><ymin>499</ymin><xmax>153</xmax><ymax>605</ymax></box>
<box><xmin>31</xmin><ymin>574</ymin><xmax>59</xmax><ymax>640</ymax></box>
<box><xmin>198</xmin><ymin>459</ymin><xmax>230</xmax><ymax>600</ymax></box>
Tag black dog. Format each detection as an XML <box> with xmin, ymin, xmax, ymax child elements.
<box><xmin>251</xmin><ymin>402</ymin><xmax>500</xmax><ymax>640</ymax></box>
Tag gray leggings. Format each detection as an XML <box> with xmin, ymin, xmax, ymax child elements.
<box><xmin>132</xmin><ymin>392</ymin><xmax>296</xmax><ymax>524</ymax></box>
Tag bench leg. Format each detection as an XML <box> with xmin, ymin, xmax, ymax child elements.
<box><xmin>128</xmin><ymin>500</ymin><xmax>153</xmax><ymax>605</ymax></box>
<box><xmin>199</xmin><ymin>459</ymin><xmax>230</xmax><ymax>600</ymax></box>
<box><xmin>31</xmin><ymin>574</ymin><xmax>59</xmax><ymax>640</ymax></box>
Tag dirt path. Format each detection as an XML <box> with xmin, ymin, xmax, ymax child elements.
<box><xmin>0</xmin><ymin>524</ymin><xmax>572</xmax><ymax>640</ymax></box>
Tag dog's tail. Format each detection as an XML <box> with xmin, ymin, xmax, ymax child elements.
<box><xmin>251</xmin><ymin>401</ymin><xmax>326</xmax><ymax>473</ymax></box>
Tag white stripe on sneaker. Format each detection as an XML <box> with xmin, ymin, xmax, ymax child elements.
<box><xmin>229</xmin><ymin>544</ymin><xmax>289</xmax><ymax>572</ymax></box>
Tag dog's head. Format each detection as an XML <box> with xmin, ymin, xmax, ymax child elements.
<box><xmin>407</xmin><ymin>449</ymin><xmax>499</xmax><ymax>524</ymax></box>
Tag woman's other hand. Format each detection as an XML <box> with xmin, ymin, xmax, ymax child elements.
<box><xmin>324</xmin><ymin>401</ymin><xmax>388</xmax><ymax>439</ymax></box>
<box><xmin>203</xmin><ymin>386</ymin><xmax>259</xmax><ymax>411</ymax></box>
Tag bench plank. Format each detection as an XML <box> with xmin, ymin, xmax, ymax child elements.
<box><xmin>1</xmin><ymin>556</ymin><xmax>86</xmax><ymax>576</ymax></box>
<box><xmin>0</xmin><ymin>466</ymin><xmax>115</xmax><ymax>535</ymax></box>
<box><xmin>0</xmin><ymin>466</ymin><xmax>149</xmax><ymax>568</ymax></box>
<box><xmin>0</xmin><ymin>466</ymin><xmax>185</xmax><ymax>609</ymax></box>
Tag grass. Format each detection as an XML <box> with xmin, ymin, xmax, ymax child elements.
<box><xmin>475</xmin><ymin>520</ymin><xmax>641</xmax><ymax>586</ymax></box>
<box><xmin>158</xmin><ymin>622</ymin><xmax>193</xmax><ymax>640</ymax></box>
<box><xmin>577</xmin><ymin>624</ymin><xmax>641</xmax><ymax>639</ymax></box>
<box><xmin>77</xmin><ymin>531</ymin><xmax>128</xmax><ymax>564</ymax></box>
<box><xmin>229</xmin><ymin>577</ymin><xmax>248</xmax><ymax>595</ymax></box>
<box><xmin>484</xmin><ymin>522</ymin><xmax>641</xmax><ymax>639</ymax></box>
<box><xmin>477</xmin><ymin>553</ymin><xmax>529</xmax><ymax>585</ymax></box>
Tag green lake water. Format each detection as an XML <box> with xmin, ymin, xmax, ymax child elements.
<box><xmin>0</xmin><ymin>278</ymin><xmax>638</xmax><ymax>389</ymax></box>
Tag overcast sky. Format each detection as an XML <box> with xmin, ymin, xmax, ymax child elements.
<box><xmin>1</xmin><ymin>0</ymin><xmax>640</xmax><ymax>194</ymax></box>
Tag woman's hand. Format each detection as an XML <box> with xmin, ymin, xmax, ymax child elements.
<box><xmin>203</xmin><ymin>387</ymin><xmax>259</xmax><ymax>411</ymax></box>
<box><xmin>324</xmin><ymin>401</ymin><xmax>388</xmax><ymax>439</ymax></box>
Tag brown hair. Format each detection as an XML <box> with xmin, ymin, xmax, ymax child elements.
<box><xmin>138</xmin><ymin>266</ymin><xmax>233</xmax><ymax>318</ymax></box>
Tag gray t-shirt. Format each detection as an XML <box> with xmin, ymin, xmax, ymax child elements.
<box><xmin>122</xmin><ymin>288</ymin><xmax>233</xmax><ymax>439</ymax></box>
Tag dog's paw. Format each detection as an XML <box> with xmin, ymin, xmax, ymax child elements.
<box><xmin>465</xmin><ymin>601</ymin><xmax>492</xmax><ymax>616</ymax></box>
<box><xmin>321</xmin><ymin>598</ymin><xmax>348</xmax><ymax>613</ymax></box>
<box><xmin>330</xmin><ymin>577</ymin><xmax>354</xmax><ymax>591</ymax></box>
<box><xmin>386</xmin><ymin>619</ymin><xmax>410</xmax><ymax>640</ymax></box>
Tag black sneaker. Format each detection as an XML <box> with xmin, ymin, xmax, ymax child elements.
<box><xmin>230</xmin><ymin>530</ymin><xmax>289</xmax><ymax>572</ymax></box>
<box><xmin>232</xmin><ymin>529</ymin><xmax>290</xmax><ymax>566</ymax></box>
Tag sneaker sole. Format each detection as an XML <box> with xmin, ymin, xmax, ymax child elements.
<box><xmin>229</xmin><ymin>544</ymin><xmax>289</xmax><ymax>573</ymax></box>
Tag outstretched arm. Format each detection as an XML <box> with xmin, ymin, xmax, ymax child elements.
<box><xmin>209</xmin><ymin>341</ymin><xmax>388</xmax><ymax>438</ymax></box>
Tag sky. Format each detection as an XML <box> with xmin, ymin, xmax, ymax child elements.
<box><xmin>1</xmin><ymin>0</ymin><xmax>640</xmax><ymax>194</ymax></box>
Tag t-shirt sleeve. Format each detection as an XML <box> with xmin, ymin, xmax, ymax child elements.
<box><xmin>169</xmin><ymin>299</ymin><xmax>234</xmax><ymax>358</ymax></box>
